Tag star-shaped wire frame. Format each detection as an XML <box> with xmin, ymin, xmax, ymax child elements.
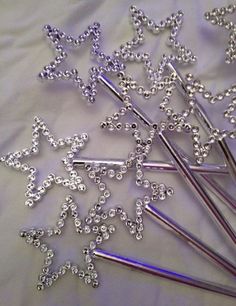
<box><xmin>205</xmin><ymin>4</ymin><xmax>236</xmax><ymax>64</ymax></box>
<box><xmin>0</xmin><ymin>116</ymin><xmax>88</xmax><ymax>207</ymax></box>
<box><xmin>113</xmin><ymin>5</ymin><xmax>196</xmax><ymax>96</ymax></box>
<box><xmin>20</xmin><ymin>195</ymin><xmax>116</xmax><ymax>290</ymax></box>
<box><xmin>38</xmin><ymin>22</ymin><xmax>124</xmax><ymax>104</ymax></box>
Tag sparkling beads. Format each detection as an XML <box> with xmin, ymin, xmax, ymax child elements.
<box><xmin>38</xmin><ymin>23</ymin><xmax>124</xmax><ymax>104</ymax></box>
<box><xmin>113</xmin><ymin>5</ymin><xmax>196</xmax><ymax>99</ymax></box>
<box><xmin>0</xmin><ymin>116</ymin><xmax>88</xmax><ymax>207</ymax></box>
<box><xmin>184</xmin><ymin>74</ymin><xmax>236</xmax><ymax>142</ymax></box>
<box><xmin>224</xmin><ymin>96</ymin><xmax>236</xmax><ymax>127</ymax></box>
<box><xmin>20</xmin><ymin>195</ymin><xmax>117</xmax><ymax>290</ymax></box>
<box><xmin>205</xmin><ymin>4</ymin><xmax>236</xmax><ymax>64</ymax></box>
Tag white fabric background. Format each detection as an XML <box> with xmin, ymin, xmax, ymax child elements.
<box><xmin>0</xmin><ymin>0</ymin><xmax>235</xmax><ymax>305</ymax></box>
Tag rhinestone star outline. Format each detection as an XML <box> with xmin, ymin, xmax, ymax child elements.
<box><xmin>0</xmin><ymin>116</ymin><xmax>88</xmax><ymax>207</ymax></box>
<box><xmin>20</xmin><ymin>195</ymin><xmax>116</xmax><ymax>290</ymax></box>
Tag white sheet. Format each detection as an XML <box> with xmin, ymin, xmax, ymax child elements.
<box><xmin>0</xmin><ymin>0</ymin><xmax>235</xmax><ymax>305</ymax></box>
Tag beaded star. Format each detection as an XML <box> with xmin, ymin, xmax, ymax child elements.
<box><xmin>205</xmin><ymin>4</ymin><xmax>236</xmax><ymax>64</ymax></box>
<box><xmin>20</xmin><ymin>195</ymin><xmax>116</xmax><ymax>290</ymax></box>
<box><xmin>113</xmin><ymin>5</ymin><xmax>196</xmax><ymax>99</ymax></box>
<box><xmin>84</xmin><ymin>160</ymin><xmax>174</xmax><ymax>241</ymax></box>
<box><xmin>0</xmin><ymin>116</ymin><xmax>88</xmax><ymax>207</ymax></box>
<box><xmin>38</xmin><ymin>22</ymin><xmax>124</xmax><ymax>104</ymax></box>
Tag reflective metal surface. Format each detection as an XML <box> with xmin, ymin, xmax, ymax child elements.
<box><xmin>93</xmin><ymin>248</ymin><xmax>236</xmax><ymax>298</ymax></box>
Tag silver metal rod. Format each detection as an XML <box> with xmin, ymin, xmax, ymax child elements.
<box><xmin>98</xmin><ymin>74</ymin><xmax>236</xmax><ymax>245</ymax></box>
<box><xmin>93</xmin><ymin>248</ymin><xmax>236</xmax><ymax>298</ymax></box>
<box><xmin>145</xmin><ymin>204</ymin><xmax>236</xmax><ymax>276</ymax></box>
<box><xmin>166</xmin><ymin>62</ymin><xmax>236</xmax><ymax>183</ymax></box>
<box><xmin>199</xmin><ymin>175</ymin><xmax>236</xmax><ymax>213</ymax></box>
<box><xmin>73</xmin><ymin>158</ymin><xmax>227</xmax><ymax>175</ymax></box>
<box><xmin>73</xmin><ymin>157</ymin><xmax>236</xmax><ymax>213</ymax></box>
<box><xmin>159</xmin><ymin>130</ymin><xmax>236</xmax><ymax>245</ymax></box>
<box><xmin>173</xmin><ymin>145</ymin><xmax>236</xmax><ymax>213</ymax></box>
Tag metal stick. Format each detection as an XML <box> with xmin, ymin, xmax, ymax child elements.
<box><xmin>199</xmin><ymin>175</ymin><xmax>236</xmax><ymax>213</ymax></box>
<box><xmin>73</xmin><ymin>158</ymin><xmax>236</xmax><ymax>213</ymax></box>
<box><xmin>73</xmin><ymin>158</ymin><xmax>227</xmax><ymax>175</ymax></box>
<box><xmin>145</xmin><ymin>204</ymin><xmax>236</xmax><ymax>276</ymax></box>
<box><xmin>172</xmin><ymin>144</ymin><xmax>236</xmax><ymax>213</ymax></box>
<box><xmin>98</xmin><ymin>74</ymin><xmax>236</xmax><ymax>245</ymax></box>
<box><xmin>93</xmin><ymin>248</ymin><xmax>236</xmax><ymax>298</ymax></box>
<box><xmin>166</xmin><ymin>62</ymin><xmax>236</xmax><ymax>183</ymax></box>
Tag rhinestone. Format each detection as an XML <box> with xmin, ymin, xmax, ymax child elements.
<box><xmin>71</xmin><ymin>265</ymin><xmax>79</xmax><ymax>274</ymax></box>
<box><xmin>92</xmin><ymin>280</ymin><xmax>99</xmax><ymax>288</ymax></box>
<box><xmin>107</xmin><ymin>169</ymin><xmax>116</xmax><ymax>178</ymax></box>
<box><xmin>89</xmin><ymin>241</ymin><xmax>96</xmax><ymax>250</ymax></box>
<box><xmin>59</xmin><ymin>265</ymin><xmax>67</xmax><ymax>275</ymax></box>
<box><xmin>100</xmin><ymin>224</ymin><xmax>107</xmax><ymax>232</ymax></box>
<box><xmin>25</xmin><ymin>199</ymin><xmax>34</xmax><ymax>207</ymax></box>
<box><xmin>84</xmin><ymin>225</ymin><xmax>91</xmax><ymax>234</ymax></box>
<box><xmin>44</xmin><ymin>257</ymin><xmax>52</xmax><ymax>266</ymax></box>
<box><xmin>78</xmin><ymin>184</ymin><xmax>87</xmax><ymax>192</ymax></box>
<box><xmin>108</xmin><ymin>225</ymin><xmax>116</xmax><ymax>233</ymax></box>
<box><xmin>94</xmin><ymin>215</ymin><xmax>101</xmax><ymax>223</ymax></box>
<box><xmin>78</xmin><ymin>270</ymin><xmax>85</xmax><ymax>279</ymax></box>
<box><xmin>108</xmin><ymin>208</ymin><xmax>116</xmax><ymax>218</ymax></box>
<box><xmin>159</xmin><ymin>193</ymin><xmax>166</xmax><ymax>200</ymax></box>
<box><xmin>85</xmin><ymin>255</ymin><xmax>92</xmax><ymax>263</ymax></box>
<box><xmin>37</xmin><ymin>283</ymin><xmax>44</xmax><ymax>291</ymax></box>
<box><xmin>47</xmin><ymin>249</ymin><xmax>54</xmax><ymax>258</ymax></box>
<box><xmin>96</xmin><ymin>236</ymin><xmax>103</xmax><ymax>244</ymax></box>
<box><xmin>40</xmin><ymin>244</ymin><xmax>48</xmax><ymax>253</ymax></box>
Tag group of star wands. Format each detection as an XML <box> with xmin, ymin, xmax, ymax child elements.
<box><xmin>1</xmin><ymin>4</ymin><xmax>236</xmax><ymax>297</ymax></box>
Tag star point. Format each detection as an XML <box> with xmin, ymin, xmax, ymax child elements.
<box><xmin>205</xmin><ymin>4</ymin><xmax>236</xmax><ymax>64</ymax></box>
<box><xmin>38</xmin><ymin>23</ymin><xmax>124</xmax><ymax>104</ymax></box>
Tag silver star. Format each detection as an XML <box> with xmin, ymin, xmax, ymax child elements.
<box><xmin>0</xmin><ymin>116</ymin><xmax>88</xmax><ymax>207</ymax></box>
<box><xmin>19</xmin><ymin>195</ymin><xmax>116</xmax><ymax>290</ymax></box>
<box><xmin>38</xmin><ymin>23</ymin><xmax>123</xmax><ymax>104</ymax></box>
<box><xmin>84</xmin><ymin>121</ymin><xmax>174</xmax><ymax>241</ymax></box>
<box><xmin>113</xmin><ymin>5</ymin><xmax>196</xmax><ymax>98</ymax></box>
